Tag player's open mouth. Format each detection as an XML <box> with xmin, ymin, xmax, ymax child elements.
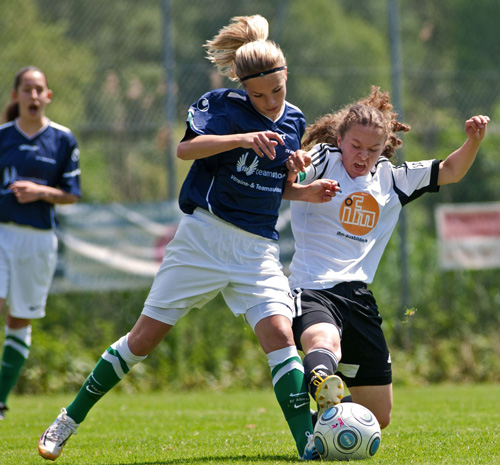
<box><xmin>29</xmin><ymin>103</ymin><xmax>39</xmax><ymax>115</ymax></box>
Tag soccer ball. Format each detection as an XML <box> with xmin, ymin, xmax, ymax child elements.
<box><xmin>313</xmin><ymin>402</ymin><xmax>381</xmax><ymax>461</ymax></box>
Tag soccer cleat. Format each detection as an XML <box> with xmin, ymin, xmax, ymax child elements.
<box><xmin>38</xmin><ymin>408</ymin><xmax>79</xmax><ymax>461</ymax></box>
<box><xmin>315</xmin><ymin>374</ymin><xmax>344</xmax><ymax>417</ymax></box>
<box><xmin>0</xmin><ymin>403</ymin><xmax>8</xmax><ymax>420</ymax></box>
<box><xmin>300</xmin><ymin>431</ymin><xmax>320</xmax><ymax>460</ymax></box>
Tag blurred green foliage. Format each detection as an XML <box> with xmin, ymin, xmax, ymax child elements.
<box><xmin>19</xmin><ymin>292</ymin><xmax>271</xmax><ymax>394</ymax></box>
<box><xmin>14</xmin><ymin>253</ymin><xmax>500</xmax><ymax>395</ymax></box>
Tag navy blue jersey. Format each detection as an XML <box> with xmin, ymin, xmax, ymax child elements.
<box><xmin>0</xmin><ymin>120</ymin><xmax>81</xmax><ymax>229</ymax></box>
<box><xmin>178</xmin><ymin>88</ymin><xmax>305</xmax><ymax>240</ymax></box>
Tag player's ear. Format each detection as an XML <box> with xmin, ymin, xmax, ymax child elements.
<box><xmin>46</xmin><ymin>89</ymin><xmax>53</xmax><ymax>102</ymax></box>
<box><xmin>11</xmin><ymin>90</ymin><xmax>18</xmax><ymax>103</ymax></box>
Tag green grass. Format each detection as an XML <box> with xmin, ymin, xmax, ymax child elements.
<box><xmin>2</xmin><ymin>384</ymin><xmax>499</xmax><ymax>464</ymax></box>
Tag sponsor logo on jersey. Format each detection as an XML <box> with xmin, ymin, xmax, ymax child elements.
<box><xmin>35</xmin><ymin>156</ymin><xmax>56</xmax><ymax>164</ymax></box>
<box><xmin>2</xmin><ymin>167</ymin><xmax>17</xmax><ymax>188</ymax></box>
<box><xmin>19</xmin><ymin>144</ymin><xmax>39</xmax><ymax>152</ymax></box>
<box><xmin>237</xmin><ymin>152</ymin><xmax>259</xmax><ymax>176</ymax></box>
<box><xmin>340</xmin><ymin>192</ymin><xmax>379</xmax><ymax>236</ymax></box>
<box><xmin>235</xmin><ymin>152</ymin><xmax>287</xmax><ymax>180</ymax></box>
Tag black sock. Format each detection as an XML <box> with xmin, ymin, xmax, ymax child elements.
<box><xmin>303</xmin><ymin>348</ymin><xmax>339</xmax><ymax>400</ymax></box>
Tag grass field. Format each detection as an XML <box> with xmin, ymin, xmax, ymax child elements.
<box><xmin>2</xmin><ymin>384</ymin><xmax>499</xmax><ymax>464</ymax></box>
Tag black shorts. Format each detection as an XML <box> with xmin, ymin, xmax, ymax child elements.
<box><xmin>292</xmin><ymin>282</ymin><xmax>392</xmax><ymax>387</ymax></box>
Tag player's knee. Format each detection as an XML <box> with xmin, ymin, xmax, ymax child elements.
<box><xmin>300</xmin><ymin>322</ymin><xmax>341</xmax><ymax>356</ymax></box>
<box><xmin>260</xmin><ymin>329</ymin><xmax>295</xmax><ymax>353</ymax></box>
<box><xmin>254</xmin><ymin>315</ymin><xmax>295</xmax><ymax>353</ymax></box>
<box><xmin>378</xmin><ymin>410</ymin><xmax>391</xmax><ymax>429</ymax></box>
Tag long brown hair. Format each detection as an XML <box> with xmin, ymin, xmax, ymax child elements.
<box><xmin>303</xmin><ymin>86</ymin><xmax>410</xmax><ymax>159</ymax></box>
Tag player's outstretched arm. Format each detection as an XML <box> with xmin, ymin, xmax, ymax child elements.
<box><xmin>283</xmin><ymin>178</ymin><xmax>339</xmax><ymax>203</ymax></box>
<box><xmin>177</xmin><ymin>131</ymin><xmax>284</xmax><ymax>161</ymax></box>
<box><xmin>438</xmin><ymin>115</ymin><xmax>490</xmax><ymax>186</ymax></box>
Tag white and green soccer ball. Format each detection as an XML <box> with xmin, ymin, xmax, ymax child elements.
<box><xmin>313</xmin><ymin>402</ymin><xmax>381</xmax><ymax>461</ymax></box>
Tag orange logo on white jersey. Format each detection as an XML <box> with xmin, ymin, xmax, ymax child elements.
<box><xmin>340</xmin><ymin>192</ymin><xmax>379</xmax><ymax>236</ymax></box>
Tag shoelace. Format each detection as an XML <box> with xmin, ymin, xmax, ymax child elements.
<box><xmin>303</xmin><ymin>431</ymin><xmax>319</xmax><ymax>459</ymax></box>
<box><xmin>46</xmin><ymin>410</ymin><xmax>78</xmax><ymax>442</ymax></box>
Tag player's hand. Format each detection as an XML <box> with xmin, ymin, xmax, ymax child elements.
<box><xmin>302</xmin><ymin>179</ymin><xmax>340</xmax><ymax>203</ymax></box>
<box><xmin>240</xmin><ymin>131</ymin><xmax>284</xmax><ymax>160</ymax></box>
<box><xmin>9</xmin><ymin>180</ymin><xmax>44</xmax><ymax>203</ymax></box>
<box><xmin>465</xmin><ymin>115</ymin><xmax>489</xmax><ymax>141</ymax></box>
<box><xmin>287</xmin><ymin>149</ymin><xmax>311</xmax><ymax>175</ymax></box>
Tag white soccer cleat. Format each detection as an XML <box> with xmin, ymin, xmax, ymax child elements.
<box><xmin>38</xmin><ymin>408</ymin><xmax>79</xmax><ymax>461</ymax></box>
<box><xmin>315</xmin><ymin>374</ymin><xmax>344</xmax><ymax>417</ymax></box>
<box><xmin>300</xmin><ymin>431</ymin><xmax>320</xmax><ymax>460</ymax></box>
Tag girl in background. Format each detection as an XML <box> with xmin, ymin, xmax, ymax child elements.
<box><xmin>0</xmin><ymin>66</ymin><xmax>81</xmax><ymax>420</ymax></box>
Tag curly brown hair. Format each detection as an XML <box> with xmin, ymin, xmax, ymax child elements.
<box><xmin>302</xmin><ymin>86</ymin><xmax>410</xmax><ymax>159</ymax></box>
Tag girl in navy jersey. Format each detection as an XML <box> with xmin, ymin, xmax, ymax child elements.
<box><xmin>288</xmin><ymin>86</ymin><xmax>489</xmax><ymax>429</ymax></box>
<box><xmin>0</xmin><ymin>66</ymin><xmax>81</xmax><ymax>420</ymax></box>
<box><xmin>39</xmin><ymin>15</ymin><xmax>334</xmax><ymax>461</ymax></box>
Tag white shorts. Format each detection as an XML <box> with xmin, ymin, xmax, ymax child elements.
<box><xmin>0</xmin><ymin>223</ymin><xmax>58</xmax><ymax>319</ymax></box>
<box><xmin>143</xmin><ymin>208</ymin><xmax>293</xmax><ymax>329</ymax></box>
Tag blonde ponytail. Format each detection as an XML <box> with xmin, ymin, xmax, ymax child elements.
<box><xmin>204</xmin><ymin>15</ymin><xmax>286</xmax><ymax>82</ymax></box>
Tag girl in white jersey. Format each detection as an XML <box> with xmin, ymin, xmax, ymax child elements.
<box><xmin>39</xmin><ymin>15</ymin><xmax>334</xmax><ymax>461</ymax></box>
<box><xmin>289</xmin><ymin>86</ymin><xmax>489</xmax><ymax>429</ymax></box>
<box><xmin>0</xmin><ymin>67</ymin><xmax>81</xmax><ymax>420</ymax></box>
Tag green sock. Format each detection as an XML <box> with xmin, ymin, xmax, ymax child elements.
<box><xmin>272</xmin><ymin>355</ymin><xmax>314</xmax><ymax>455</ymax></box>
<box><xmin>66</xmin><ymin>345</ymin><xmax>132</xmax><ymax>424</ymax></box>
<box><xmin>0</xmin><ymin>345</ymin><xmax>28</xmax><ymax>404</ymax></box>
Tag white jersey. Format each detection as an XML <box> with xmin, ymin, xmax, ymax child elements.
<box><xmin>289</xmin><ymin>143</ymin><xmax>440</xmax><ymax>290</ymax></box>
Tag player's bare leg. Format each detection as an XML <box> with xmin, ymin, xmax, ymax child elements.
<box><xmin>349</xmin><ymin>384</ymin><xmax>393</xmax><ymax>429</ymax></box>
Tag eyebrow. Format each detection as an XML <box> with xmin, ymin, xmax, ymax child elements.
<box><xmin>351</xmin><ymin>138</ymin><xmax>382</xmax><ymax>148</ymax></box>
<box><xmin>249</xmin><ymin>84</ymin><xmax>283</xmax><ymax>95</ymax></box>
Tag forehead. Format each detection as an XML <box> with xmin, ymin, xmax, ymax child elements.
<box><xmin>244</xmin><ymin>71</ymin><xmax>286</xmax><ymax>93</ymax></box>
<box><xmin>19</xmin><ymin>70</ymin><xmax>47</xmax><ymax>87</ymax></box>
<box><xmin>345</xmin><ymin>124</ymin><xmax>386</xmax><ymax>144</ymax></box>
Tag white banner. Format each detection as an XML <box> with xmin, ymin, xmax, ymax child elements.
<box><xmin>50</xmin><ymin>201</ymin><xmax>296</xmax><ymax>293</ymax></box>
<box><xmin>435</xmin><ymin>202</ymin><xmax>500</xmax><ymax>270</ymax></box>
<box><xmin>51</xmin><ymin>201</ymin><xmax>183</xmax><ymax>293</ymax></box>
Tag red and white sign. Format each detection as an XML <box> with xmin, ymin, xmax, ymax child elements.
<box><xmin>435</xmin><ymin>202</ymin><xmax>500</xmax><ymax>270</ymax></box>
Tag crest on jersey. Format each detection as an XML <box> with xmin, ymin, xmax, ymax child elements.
<box><xmin>72</xmin><ymin>148</ymin><xmax>80</xmax><ymax>162</ymax></box>
<box><xmin>197</xmin><ymin>97</ymin><xmax>209</xmax><ymax>112</ymax></box>
<box><xmin>236</xmin><ymin>152</ymin><xmax>259</xmax><ymax>176</ymax></box>
<box><xmin>340</xmin><ymin>192</ymin><xmax>380</xmax><ymax>236</ymax></box>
